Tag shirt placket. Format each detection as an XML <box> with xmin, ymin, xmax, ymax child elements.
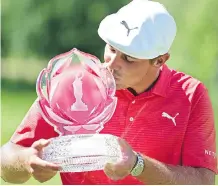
<box><xmin>122</xmin><ymin>99</ymin><xmax>138</xmax><ymax>138</ymax></box>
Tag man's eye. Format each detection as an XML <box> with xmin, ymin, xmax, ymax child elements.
<box><xmin>124</xmin><ymin>56</ymin><xmax>135</xmax><ymax>64</ymax></box>
<box><xmin>109</xmin><ymin>46</ymin><xmax>116</xmax><ymax>53</ymax></box>
<box><xmin>126</xmin><ymin>60</ymin><xmax>134</xmax><ymax>64</ymax></box>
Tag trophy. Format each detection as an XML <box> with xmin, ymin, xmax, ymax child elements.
<box><xmin>36</xmin><ymin>48</ymin><xmax>121</xmax><ymax>172</ymax></box>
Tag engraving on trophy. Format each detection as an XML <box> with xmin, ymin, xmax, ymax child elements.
<box><xmin>71</xmin><ymin>71</ymin><xmax>88</xmax><ymax>111</ymax></box>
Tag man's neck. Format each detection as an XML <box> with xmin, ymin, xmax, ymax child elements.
<box><xmin>128</xmin><ymin>70</ymin><xmax>160</xmax><ymax>96</ymax></box>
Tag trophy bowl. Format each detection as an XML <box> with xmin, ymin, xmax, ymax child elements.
<box><xmin>36</xmin><ymin>48</ymin><xmax>117</xmax><ymax>136</ymax></box>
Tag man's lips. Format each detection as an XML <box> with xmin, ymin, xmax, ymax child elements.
<box><xmin>113</xmin><ymin>75</ymin><xmax>120</xmax><ymax>81</ymax></box>
<box><xmin>102</xmin><ymin>63</ymin><xmax>121</xmax><ymax>80</ymax></box>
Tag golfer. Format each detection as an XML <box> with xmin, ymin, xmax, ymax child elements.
<box><xmin>1</xmin><ymin>0</ymin><xmax>217</xmax><ymax>184</ymax></box>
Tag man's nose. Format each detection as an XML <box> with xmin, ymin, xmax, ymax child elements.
<box><xmin>106</xmin><ymin>54</ymin><xmax>121</xmax><ymax>71</ymax></box>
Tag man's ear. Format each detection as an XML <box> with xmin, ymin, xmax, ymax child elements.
<box><xmin>153</xmin><ymin>53</ymin><xmax>170</xmax><ymax>67</ymax></box>
<box><xmin>154</xmin><ymin>59</ymin><xmax>163</xmax><ymax>67</ymax></box>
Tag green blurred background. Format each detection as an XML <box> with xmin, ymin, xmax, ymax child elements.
<box><xmin>1</xmin><ymin>0</ymin><xmax>218</xmax><ymax>184</ymax></box>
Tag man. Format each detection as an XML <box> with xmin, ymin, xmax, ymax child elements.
<box><xmin>1</xmin><ymin>0</ymin><xmax>217</xmax><ymax>184</ymax></box>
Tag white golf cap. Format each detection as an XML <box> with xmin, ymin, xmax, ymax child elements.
<box><xmin>98</xmin><ymin>0</ymin><xmax>177</xmax><ymax>59</ymax></box>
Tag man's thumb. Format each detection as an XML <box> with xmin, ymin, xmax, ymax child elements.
<box><xmin>32</xmin><ymin>139</ymin><xmax>51</xmax><ymax>151</ymax></box>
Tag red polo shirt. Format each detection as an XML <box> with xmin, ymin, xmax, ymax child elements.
<box><xmin>11</xmin><ymin>65</ymin><xmax>217</xmax><ymax>184</ymax></box>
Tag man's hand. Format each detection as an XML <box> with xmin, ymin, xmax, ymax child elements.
<box><xmin>27</xmin><ymin>139</ymin><xmax>61</xmax><ymax>183</ymax></box>
<box><xmin>103</xmin><ymin>137</ymin><xmax>215</xmax><ymax>184</ymax></box>
<box><xmin>103</xmin><ymin>138</ymin><xmax>137</xmax><ymax>180</ymax></box>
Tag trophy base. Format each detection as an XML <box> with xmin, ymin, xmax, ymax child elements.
<box><xmin>41</xmin><ymin>134</ymin><xmax>122</xmax><ymax>172</ymax></box>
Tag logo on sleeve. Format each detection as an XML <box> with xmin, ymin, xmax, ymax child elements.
<box><xmin>205</xmin><ymin>150</ymin><xmax>216</xmax><ymax>159</ymax></box>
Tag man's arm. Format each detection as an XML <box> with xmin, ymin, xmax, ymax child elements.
<box><xmin>137</xmin><ymin>86</ymin><xmax>216</xmax><ymax>184</ymax></box>
<box><xmin>1</xmin><ymin>100</ymin><xmax>60</xmax><ymax>184</ymax></box>
<box><xmin>1</xmin><ymin>142</ymin><xmax>32</xmax><ymax>183</ymax></box>
<box><xmin>137</xmin><ymin>154</ymin><xmax>215</xmax><ymax>185</ymax></box>
<box><xmin>104</xmin><ymin>138</ymin><xmax>215</xmax><ymax>185</ymax></box>
<box><xmin>1</xmin><ymin>140</ymin><xmax>60</xmax><ymax>184</ymax></box>
<box><xmin>136</xmin><ymin>85</ymin><xmax>216</xmax><ymax>184</ymax></box>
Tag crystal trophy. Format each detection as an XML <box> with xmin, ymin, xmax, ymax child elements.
<box><xmin>36</xmin><ymin>48</ymin><xmax>119</xmax><ymax>172</ymax></box>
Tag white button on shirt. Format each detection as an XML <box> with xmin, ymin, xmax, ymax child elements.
<box><xmin>129</xmin><ymin>117</ymin><xmax>134</xmax><ymax>122</ymax></box>
<box><xmin>132</xmin><ymin>100</ymin><xmax>136</xmax><ymax>104</ymax></box>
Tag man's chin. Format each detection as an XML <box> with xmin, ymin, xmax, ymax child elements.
<box><xmin>115</xmin><ymin>84</ymin><xmax>126</xmax><ymax>90</ymax></box>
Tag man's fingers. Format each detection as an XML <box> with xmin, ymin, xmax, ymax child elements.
<box><xmin>31</xmin><ymin>139</ymin><xmax>51</xmax><ymax>151</ymax></box>
<box><xmin>29</xmin><ymin>156</ymin><xmax>59</xmax><ymax>183</ymax></box>
<box><xmin>118</xmin><ymin>138</ymin><xmax>129</xmax><ymax>150</ymax></box>
<box><xmin>104</xmin><ymin>164</ymin><xmax>118</xmax><ymax>180</ymax></box>
<box><xmin>29</xmin><ymin>156</ymin><xmax>60</xmax><ymax>171</ymax></box>
<box><xmin>104</xmin><ymin>163</ymin><xmax>125</xmax><ymax>181</ymax></box>
<box><xmin>32</xmin><ymin>170</ymin><xmax>57</xmax><ymax>183</ymax></box>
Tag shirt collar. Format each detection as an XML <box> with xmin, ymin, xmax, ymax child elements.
<box><xmin>152</xmin><ymin>64</ymin><xmax>172</xmax><ymax>97</ymax></box>
<box><xmin>116</xmin><ymin>64</ymin><xmax>172</xmax><ymax>99</ymax></box>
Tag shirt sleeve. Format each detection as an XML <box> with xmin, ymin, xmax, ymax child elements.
<box><xmin>10</xmin><ymin>98</ymin><xmax>59</xmax><ymax>147</ymax></box>
<box><xmin>182</xmin><ymin>85</ymin><xmax>217</xmax><ymax>174</ymax></box>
